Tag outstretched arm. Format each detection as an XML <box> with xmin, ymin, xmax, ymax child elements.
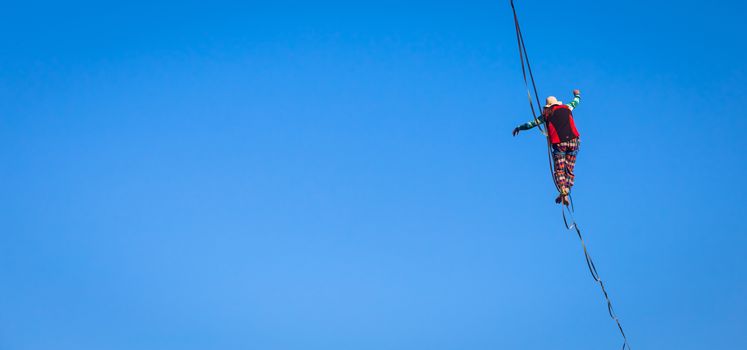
<box><xmin>513</xmin><ymin>114</ymin><xmax>545</xmax><ymax>136</ymax></box>
<box><xmin>566</xmin><ymin>89</ymin><xmax>581</xmax><ymax>110</ymax></box>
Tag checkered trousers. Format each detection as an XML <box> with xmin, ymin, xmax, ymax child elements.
<box><xmin>552</xmin><ymin>138</ymin><xmax>580</xmax><ymax>194</ymax></box>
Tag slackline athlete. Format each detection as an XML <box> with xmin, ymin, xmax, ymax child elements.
<box><xmin>512</xmin><ymin>89</ymin><xmax>582</xmax><ymax>205</ymax></box>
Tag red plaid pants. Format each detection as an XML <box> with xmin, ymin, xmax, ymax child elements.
<box><xmin>552</xmin><ymin>138</ymin><xmax>580</xmax><ymax>194</ymax></box>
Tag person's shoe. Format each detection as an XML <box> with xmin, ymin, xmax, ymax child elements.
<box><xmin>561</xmin><ymin>195</ymin><xmax>570</xmax><ymax>206</ymax></box>
<box><xmin>555</xmin><ymin>193</ymin><xmax>564</xmax><ymax>204</ymax></box>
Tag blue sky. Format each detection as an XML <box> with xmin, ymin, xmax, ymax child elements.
<box><xmin>2</xmin><ymin>1</ymin><xmax>746</xmax><ymax>349</ymax></box>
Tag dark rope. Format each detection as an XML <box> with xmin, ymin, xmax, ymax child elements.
<box><xmin>509</xmin><ymin>0</ymin><xmax>565</xmax><ymax>194</ymax></box>
<box><xmin>563</xmin><ymin>205</ymin><xmax>631</xmax><ymax>350</ymax></box>
<box><xmin>510</xmin><ymin>0</ymin><xmax>544</xmax><ymax>135</ymax></box>
<box><xmin>510</xmin><ymin>1</ymin><xmax>631</xmax><ymax>349</ymax></box>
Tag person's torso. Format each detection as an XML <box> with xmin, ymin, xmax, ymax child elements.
<box><xmin>546</xmin><ymin>105</ymin><xmax>580</xmax><ymax>143</ymax></box>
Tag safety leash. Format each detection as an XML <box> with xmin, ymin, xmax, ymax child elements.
<box><xmin>509</xmin><ymin>1</ymin><xmax>632</xmax><ymax>349</ymax></box>
<box><xmin>510</xmin><ymin>0</ymin><xmax>545</xmax><ymax>136</ymax></box>
<box><xmin>509</xmin><ymin>0</ymin><xmax>562</xmax><ymax>194</ymax></box>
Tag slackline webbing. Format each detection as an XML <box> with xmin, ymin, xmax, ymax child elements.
<box><xmin>509</xmin><ymin>1</ymin><xmax>632</xmax><ymax>349</ymax></box>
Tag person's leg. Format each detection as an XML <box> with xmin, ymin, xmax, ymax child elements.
<box><xmin>564</xmin><ymin>139</ymin><xmax>580</xmax><ymax>192</ymax></box>
<box><xmin>552</xmin><ymin>144</ymin><xmax>568</xmax><ymax>202</ymax></box>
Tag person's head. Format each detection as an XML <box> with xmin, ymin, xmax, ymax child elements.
<box><xmin>544</xmin><ymin>96</ymin><xmax>561</xmax><ymax>108</ymax></box>
<box><xmin>542</xmin><ymin>96</ymin><xmax>562</xmax><ymax>115</ymax></box>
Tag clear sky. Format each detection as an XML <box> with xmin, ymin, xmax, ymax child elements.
<box><xmin>2</xmin><ymin>1</ymin><xmax>746</xmax><ymax>349</ymax></box>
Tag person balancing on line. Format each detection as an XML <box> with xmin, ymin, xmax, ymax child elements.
<box><xmin>512</xmin><ymin>89</ymin><xmax>582</xmax><ymax>205</ymax></box>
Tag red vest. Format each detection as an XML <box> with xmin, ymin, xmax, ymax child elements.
<box><xmin>545</xmin><ymin>104</ymin><xmax>580</xmax><ymax>144</ymax></box>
